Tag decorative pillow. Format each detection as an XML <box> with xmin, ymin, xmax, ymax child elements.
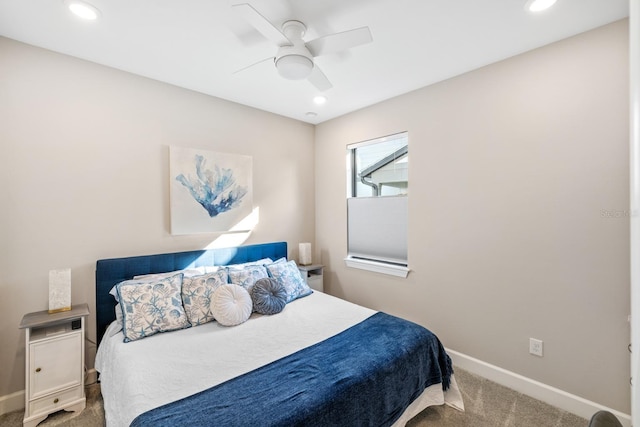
<box><xmin>116</xmin><ymin>274</ymin><xmax>190</xmax><ymax>342</ymax></box>
<box><xmin>109</xmin><ymin>273</ymin><xmax>183</xmax><ymax>303</ymax></box>
<box><xmin>251</xmin><ymin>278</ymin><xmax>287</xmax><ymax>315</ymax></box>
<box><xmin>181</xmin><ymin>270</ymin><xmax>228</xmax><ymax>325</ymax></box>
<box><xmin>265</xmin><ymin>260</ymin><xmax>313</xmax><ymax>303</ymax></box>
<box><xmin>227</xmin><ymin>265</ymin><xmax>269</xmax><ymax>294</ymax></box>
<box><xmin>211</xmin><ymin>284</ymin><xmax>253</xmax><ymax>326</ymax></box>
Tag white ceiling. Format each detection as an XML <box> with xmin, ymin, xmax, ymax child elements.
<box><xmin>0</xmin><ymin>0</ymin><xmax>630</xmax><ymax>124</ymax></box>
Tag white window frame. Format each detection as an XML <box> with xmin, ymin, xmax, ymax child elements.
<box><xmin>345</xmin><ymin>132</ymin><xmax>410</xmax><ymax>278</ymax></box>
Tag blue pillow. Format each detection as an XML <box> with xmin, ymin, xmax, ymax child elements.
<box><xmin>251</xmin><ymin>278</ymin><xmax>287</xmax><ymax>315</ymax></box>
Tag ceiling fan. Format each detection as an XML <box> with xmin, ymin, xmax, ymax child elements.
<box><xmin>232</xmin><ymin>3</ymin><xmax>373</xmax><ymax>91</ymax></box>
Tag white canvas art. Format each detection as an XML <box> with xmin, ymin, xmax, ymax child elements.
<box><xmin>170</xmin><ymin>146</ymin><xmax>253</xmax><ymax>235</ymax></box>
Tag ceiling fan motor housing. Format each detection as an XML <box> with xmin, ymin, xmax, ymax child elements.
<box><xmin>275</xmin><ymin>20</ymin><xmax>314</xmax><ymax>80</ymax></box>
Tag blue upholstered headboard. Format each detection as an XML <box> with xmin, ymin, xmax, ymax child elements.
<box><xmin>95</xmin><ymin>241</ymin><xmax>288</xmax><ymax>343</ymax></box>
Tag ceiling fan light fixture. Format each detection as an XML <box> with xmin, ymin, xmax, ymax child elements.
<box><xmin>64</xmin><ymin>0</ymin><xmax>101</xmax><ymax>20</ymax></box>
<box><xmin>276</xmin><ymin>55</ymin><xmax>313</xmax><ymax>80</ymax></box>
<box><xmin>524</xmin><ymin>0</ymin><xmax>557</xmax><ymax>13</ymax></box>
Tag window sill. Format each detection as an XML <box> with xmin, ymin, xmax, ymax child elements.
<box><xmin>344</xmin><ymin>257</ymin><xmax>410</xmax><ymax>278</ymax></box>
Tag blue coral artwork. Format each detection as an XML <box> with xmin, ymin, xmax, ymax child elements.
<box><xmin>170</xmin><ymin>146</ymin><xmax>253</xmax><ymax>234</ymax></box>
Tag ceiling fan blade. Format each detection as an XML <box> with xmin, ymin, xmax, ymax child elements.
<box><xmin>308</xmin><ymin>65</ymin><xmax>333</xmax><ymax>91</ymax></box>
<box><xmin>306</xmin><ymin>26</ymin><xmax>372</xmax><ymax>57</ymax></box>
<box><xmin>232</xmin><ymin>3</ymin><xmax>291</xmax><ymax>47</ymax></box>
<box><xmin>233</xmin><ymin>56</ymin><xmax>275</xmax><ymax>75</ymax></box>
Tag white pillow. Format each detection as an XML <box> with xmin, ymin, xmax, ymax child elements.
<box><xmin>211</xmin><ymin>284</ymin><xmax>253</xmax><ymax>327</ymax></box>
<box><xmin>133</xmin><ymin>268</ymin><xmax>206</xmax><ymax>280</ymax></box>
<box><xmin>225</xmin><ymin>258</ymin><xmax>273</xmax><ymax>270</ymax></box>
<box><xmin>108</xmin><ymin>303</ymin><xmax>124</xmax><ymax>338</ymax></box>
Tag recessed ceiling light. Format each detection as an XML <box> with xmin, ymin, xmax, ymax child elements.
<box><xmin>313</xmin><ymin>95</ymin><xmax>328</xmax><ymax>105</ymax></box>
<box><xmin>305</xmin><ymin>112</ymin><xmax>318</xmax><ymax>118</ymax></box>
<box><xmin>524</xmin><ymin>0</ymin><xmax>557</xmax><ymax>13</ymax></box>
<box><xmin>65</xmin><ymin>0</ymin><xmax>101</xmax><ymax>20</ymax></box>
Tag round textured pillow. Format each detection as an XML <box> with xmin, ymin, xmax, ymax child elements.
<box><xmin>211</xmin><ymin>284</ymin><xmax>253</xmax><ymax>326</ymax></box>
<box><xmin>251</xmin><ymin>278</ymin><xmax>287</xmax><ymax>315</ymax></box>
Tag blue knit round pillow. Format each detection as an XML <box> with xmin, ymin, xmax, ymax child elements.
<box><xmin>251</xmin><ymin>278</ymin><xmax>287</xmax><ymax>315</ymax></box>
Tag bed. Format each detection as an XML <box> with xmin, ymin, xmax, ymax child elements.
<box><xmin>94</xmin><ymin>242</ymin><xmax>464</xmax><ymax>426</ymax></box>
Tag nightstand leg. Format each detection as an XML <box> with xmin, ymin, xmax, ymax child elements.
<box><xmin>23</xmin><ymin>414</ymin><xmax>47</xmax><ymax>427</ymax></box>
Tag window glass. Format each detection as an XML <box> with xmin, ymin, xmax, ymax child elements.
<box><xmin>350</xmin><ymin>132</ymin><xmax>408</xmax><ymax>197</ymax></box>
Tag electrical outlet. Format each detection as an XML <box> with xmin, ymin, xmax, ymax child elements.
<box><xmin>529</xmin><ymin>338</ymin><xmax>543</xmax><ymax>357</ymax></box>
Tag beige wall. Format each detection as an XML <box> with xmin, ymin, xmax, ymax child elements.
<box><xmin>315</xmin><ymin>20</ymin><xmax>630</xmax><ymax>412</ymax></box>
<box><xmin>0</xmin><ymin>37</ymin><xmax>315</xmax><ymax>397</ymax></box>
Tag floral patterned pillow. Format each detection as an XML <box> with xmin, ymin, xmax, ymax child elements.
<box><xmin>227</xmin><ymin>265</ymin><xmax>269</xmax><ymax>294</ymax></box>
<box><xmin>181</xmin><ymin>270</ymin><xmax>228</xmax><ymax>326</ymax></box>
<box><xmin>109</xmin><ymin>273</ymin><xmax>184</xmax><ymax>303</ymax></box>
<box><xmin>116</xmin><ymin>274</ymin><xmax>190</xmax><ymax>342</ymax></box>
<box><xmin>265</xmin><ymin>260</ymin><xmax>313</xmax><ymax>303</ymax></box>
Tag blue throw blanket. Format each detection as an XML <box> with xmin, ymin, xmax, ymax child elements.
<box><xmin>131</xmin><ymin>312</ymin><xmax>452</xmax><ymax>427</ymax></box>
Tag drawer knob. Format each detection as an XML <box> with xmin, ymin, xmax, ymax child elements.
<box><xmin>53</xmin><ymin>398</ymin><xmax>59</xmax><ymax>404</ymax></box>
<box><xmin>35</xmin><ymin>367</ymin><xmax>41</xmax><ymax>373</ymax></box>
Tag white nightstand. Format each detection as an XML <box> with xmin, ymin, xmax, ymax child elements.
<box><xmin>19</xmin><ymin>303</ymin><xmax>89</xmax><ymax>427</ymax></box>
<box><xmin>298</xmin><ymin>264</ymin><xmax>324</xmax><ymax>292</ymax></box>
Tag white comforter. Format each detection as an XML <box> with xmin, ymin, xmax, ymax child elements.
<box><xmin>95</xmin><ymin>291</ymin><xmax>463</xmax><ymax>427</ymax></box>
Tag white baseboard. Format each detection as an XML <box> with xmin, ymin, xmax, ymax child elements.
<box><xmin>0</xmin><ymin>368</ymin><xmax>99</xmax><ymax>417</ymax></box>
<box><xmin>0</xmin><ymin>390</ymin><xmax>24</xmax><ymax>417</ymax></box>
<box><xmin>447</xmin><ymin>349</ymin><xmax>631</xmax><ymax>427</ymax></box>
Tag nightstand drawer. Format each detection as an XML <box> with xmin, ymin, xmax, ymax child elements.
<box><xmin>307</xmin><ymin>275</ymin><xmax>323</xmax><ymax>291</ymax></box>
<box><xmin>29</xmin><ymin>385</ymin><xmax>83</xmax><ymax>415</ymax></box>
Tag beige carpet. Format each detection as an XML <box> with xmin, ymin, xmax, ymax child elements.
<box><xmin>0</xmin><ymin>368</ymin><xmax>589</xmax><ymax>427</ymax></box>
<box><xmin>407</xmin><ymin>369</ymin><xmax>588</xmax><ymax>427</ymax></box>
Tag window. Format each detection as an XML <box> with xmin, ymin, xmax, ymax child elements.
<box><xmin>346</xmin><ymin>132</ymin><xmax>409</xmax><ymax>277</ymax></box>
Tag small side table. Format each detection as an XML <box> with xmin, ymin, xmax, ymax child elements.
<box><xmin>298</xmin><ymin>264</ymin><xmax>324</xmax><ymax>292</ymax></box>
<box><xmin>19</xmin><ymin>303</ymin><xmax>89</xmax><ymax>427</ymax></box>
